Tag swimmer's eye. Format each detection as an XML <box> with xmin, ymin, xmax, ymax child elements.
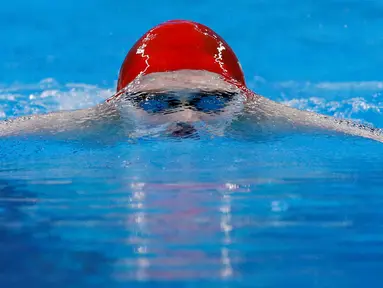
<box><xmin>190</xmin><ymin>95</ymin><xmax>229</xmax><ymax>112</ymax></box>
<box><xmin>139</xmin><ymin>99</ymin><xmax>170</xmax><ymax>113</ymax></box>
<box><xmin>189</xmin><ymin>91</ymin><xmax>235</xmax><ymax>113</ymax></box>
<box><xmin>134</xmin><ymin>93</ymin><xmax>182</xmax><ymax>113</ymax></box>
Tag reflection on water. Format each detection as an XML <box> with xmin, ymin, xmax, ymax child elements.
<box><xmin>1</xmin><ymin>135</ymin><xmax>383</xmax><ymax>287</ymax></box>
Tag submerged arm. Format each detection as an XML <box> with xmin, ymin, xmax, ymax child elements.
<box><xmin>244</xmin><ymin>93</ymin><xmax>383</xmax><ymax>143</ymax></box>
<box><xmin>0</xmin><ymin>102</ymin><xmax>123</xmax><ymax>138</ymax></box>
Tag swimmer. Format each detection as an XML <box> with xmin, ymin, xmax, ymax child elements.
<box><xmin>0</xmin><ymin>20</ymin><xmax>382</xmax><ymax>142</ymax></box>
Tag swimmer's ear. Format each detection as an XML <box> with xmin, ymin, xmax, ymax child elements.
<box><xmin>244</xmin><ymin>94</ymin><xmax>383</xmax><ymax>143</ymax></box>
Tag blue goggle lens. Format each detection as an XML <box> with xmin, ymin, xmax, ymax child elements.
<box><xmin>132</xmin><ymin>91</ymin><xmax>235</xmax><ymax>113</ymax></box>
<box><xmin>139</xmin><ymin>99</ymin><xmax>172</xmax><ymax>113</ymax></box>
<box><xmin>191</xmin><ymin>95</ymin><xmax>229</xmax><ymax>112</ymax></box>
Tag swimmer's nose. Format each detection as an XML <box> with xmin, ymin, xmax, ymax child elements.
<box><xmin>179</xmin><ymin>109</ymin><xmax>199</xmax><ymax>122</ymax></box>
<box><xmin>169</xmin><ymin>122</ymin><xmax>197</xmax><ymax>138</ymax></box>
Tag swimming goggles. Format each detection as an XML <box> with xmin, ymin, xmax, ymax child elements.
<box><xmin>128</xmin><ymin>90</ymin><xmax>236</xmax><ymax>114</ymax></box>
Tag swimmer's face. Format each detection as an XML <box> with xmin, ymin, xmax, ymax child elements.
<box><xmin>120</xmin><ymin>89</ymin><xmax>244</xmax><ymax>137</ymax></box>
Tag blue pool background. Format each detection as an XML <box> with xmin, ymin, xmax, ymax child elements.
<box><xmin>1</xmin><ymin>0</ymin><xmax>383</xmax><ymax>287</ymax></box>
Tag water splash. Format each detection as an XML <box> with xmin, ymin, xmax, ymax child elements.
<box><xmin>249</xmin><ymin>77</ymin><xmax>383</xmax><ymax>126</ymax></box>
<box><xmin>0</xmin><ymin>78</ymin><xmax>113</xmax><ymax>119</ymax></box>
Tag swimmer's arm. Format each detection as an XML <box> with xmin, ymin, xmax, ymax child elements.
<box><xmin>0</xmin><ymin>102</ymin><xmax>122</xmax><ymax>138</ymax></box>
<box><xmin>244</xmin><ymin>94</ymin><xmax>383</xmax><ymax>143</ymax></box>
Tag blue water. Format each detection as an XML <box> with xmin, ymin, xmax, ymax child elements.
<box><xmin>1</xmin><ymin>0</ymin><xmax>383</xmax><ymax>287</ymax></box>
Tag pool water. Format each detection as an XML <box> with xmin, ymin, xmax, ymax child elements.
<box><xmin>1</xmin><ymin>0</ymin><xmax>383</xmax><ymax>287</ymax></box>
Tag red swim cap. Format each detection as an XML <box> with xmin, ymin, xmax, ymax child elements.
<box><xmin>116</xmin><ymin>20</ymin><xmax>245</xmax><ymax>91</ymax></box>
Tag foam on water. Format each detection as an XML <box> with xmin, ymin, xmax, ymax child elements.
<box><xmin>0</xmin><ymin>78</ymin><xmax>113</xmax><ymax>119</ymax></box>
<box><xmin>248</xmin><ymin>77</ymin><xmax>383</xmax><ymax>127</ymax></box>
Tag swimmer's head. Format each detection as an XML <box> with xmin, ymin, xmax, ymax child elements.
<box><xmin>117</xmin><ymin>20</ymin><xmax>245</xmax><ymax>91</ymax></box>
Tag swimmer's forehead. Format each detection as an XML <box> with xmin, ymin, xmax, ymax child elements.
<box><xmin>124</xmin><ymin>70</ymin><xmax>241</xmax><ymax>94</ymax></box>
